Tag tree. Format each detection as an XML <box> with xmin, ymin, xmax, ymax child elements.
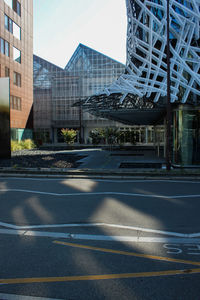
<box><xmin>61</xmin><ymin>128</ymin><xmax>77</xmax><ymax>144</ymax></box>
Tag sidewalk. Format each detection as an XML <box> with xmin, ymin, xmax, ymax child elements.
<box><xmin>0</xmin><ymin>147</ymin><xmax>200</xmax><ymax>179</ymax></box>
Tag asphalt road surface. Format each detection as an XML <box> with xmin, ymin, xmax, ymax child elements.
<box><xmin>0</xmin><ymin>177</ymin><xmax>200</xmax><ymax>300</ymax></box>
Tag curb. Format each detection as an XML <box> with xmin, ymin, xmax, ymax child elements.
<box><xmin>1</xmin><ymin>167</ymin><xmax>200</xmax><ymax>179</ymax></box>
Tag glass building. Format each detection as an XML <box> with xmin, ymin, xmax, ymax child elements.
<box><xmin>33</xmin><ymin>44</ymin><xmax>127</xmax><ymax>143</ymax></box>
<box><xmin>80</xmin><ymin>0</ymin><xmax>200</xmax><ymax>165</ymax></box>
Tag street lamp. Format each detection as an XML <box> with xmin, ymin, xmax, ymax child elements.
<box><xmin>166</xmin><ymin>0</ymin><xmax>171</xmax><ymax>171</ymax></box>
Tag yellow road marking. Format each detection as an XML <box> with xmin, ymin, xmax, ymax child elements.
<box><xmin>53</xmin><ymin>240</ymin><xmax>200</xmax><ymax>267</ymax></box>
<box><xmin>1</xmin><ymin>268</ymin><xmax>200</xmax><ymax>285</ymax></box>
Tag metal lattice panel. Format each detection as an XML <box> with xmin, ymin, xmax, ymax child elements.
<box><xmin>105</xmin><ymin>0</ymin><xmax>200</xmax><ymax>104</ymax></box>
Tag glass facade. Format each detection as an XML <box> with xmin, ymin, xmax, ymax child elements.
<box><xmin>33</xmin><ymin>55</ymin><xmax>62</xmax><ymax>142</ymax></box>
<box><xmin>33</xmin><ymin>44</ymin><xmax>126</xmax><ymax>143</ymax></box>
<box><xmin>173</xmin><ymin>106</ymin><xmax>200</xmax><ymax>165</ymax></box>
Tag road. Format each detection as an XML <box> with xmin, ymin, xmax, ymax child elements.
<box><xmin>0</xmin><ymin>177</ymin><xmax>200</xmax><ymax>299</ymax></box>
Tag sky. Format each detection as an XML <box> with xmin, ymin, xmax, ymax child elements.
<box><xmin>33</xmin><ymin>0</ymin><xmax>127</xmax><ymax>69</ymax></box>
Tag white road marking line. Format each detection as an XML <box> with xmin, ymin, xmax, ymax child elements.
<box><xmin>1</xmin><ymin>188</ymin><xmax>200</xmax><ymax>199</ymax></box>
<box><xmin>0</xmin><ymin>222</ymin><xmax>200</xmax><ymax>238</ymax></box>
<box><xmin>0</xmin><ymin>293</ymin><xmax>63</xmax><ymax>300</ymax></box>
<box><xmin>0</xmin><ymin>228</ymin><xmax>200</xmax><ymax>243</ymax></box>
<box><xmin>0</xmin><ymin>221</ymin><xmax>196</xmax><ymax>237</ymax></box>
<box><xmin>1</xmin><ymin>177</ymin><xmax>200</xmax><ymax>183</ymax></box>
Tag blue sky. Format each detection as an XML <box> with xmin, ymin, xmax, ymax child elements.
<box><xmin>33</xmin><ymin>0</ymin><xmax>127</xmax><ymax>68</ymax></box>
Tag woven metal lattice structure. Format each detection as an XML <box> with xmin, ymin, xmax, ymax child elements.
<box><xmin>104</xmin><ymin>0</ymin><xmax>200</xmax><ymax>104</ymax></box>
<box><xmin>76</xmin><ymin>0</ymin><xmax>200</xmax><ymax>125</ymax></box>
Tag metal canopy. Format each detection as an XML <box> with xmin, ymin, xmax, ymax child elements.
<box><xmin>75</xmin><ymin>93</ymin><xmax>166</xmax><ymax>125</ymax></box>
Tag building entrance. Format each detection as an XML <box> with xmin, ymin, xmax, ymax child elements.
<box><xmin>173</xmin><ymin>106</ymin><xmax>200</xmax><ymax>165</ymax></box>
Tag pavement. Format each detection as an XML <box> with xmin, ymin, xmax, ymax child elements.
<box><xmin>1</xmin><ymin>155</ymin><xmax>200</xmax><ymax>299</ymax></box>
<box><xmin>0</xmin><ymin>146</ymin><xmax>200</xmax><ymax>178</ymax></box>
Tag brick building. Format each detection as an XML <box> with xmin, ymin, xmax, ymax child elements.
<box><xmin>0</xmin><ymin>0</ymin><xmax>33</xmax><ymax>140</ymax></box>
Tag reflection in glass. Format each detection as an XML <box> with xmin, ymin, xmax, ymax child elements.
<box><xmin>13</xmin><ymin>22</ymin><xmax>21</xmax><ymax>40</ymax></box>
<box><xmin>0</xmin><ymin>38</ymin><xmax>5</xmax><ymax>54</ymax></box>
<box><xmin>4</xmin><ymin>0</ymin><xmax>12</xmax><ymax>8</ymax></box>
<box><xmin>13</xmin><ymin>46</ymin><xmax>21</xmax><ymax>63</ymax></box>
<box><xmin>5</xmin><ymin>41</ymin><xmax>9</xmax><ymax>57</ymax></box>
<box><xmin>173</xmin><ymin>108</ymin><xmax>200</xmax><ymax>165</ymax></box>
<box><xmin>5</xmin><ymin>15</ymin><xmax>9</xmax><ymax>31</ymax></box>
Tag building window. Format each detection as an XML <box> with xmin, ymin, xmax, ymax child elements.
<box><xmin>5</xmin><ymin>67</ymin><xmax>10</xmax><ymax>77</ymax></box>
<box><xmin>0</xmin><ymin>38</ymin><xmax>4</xmax><ymax>54</ymax></box>
<box><xmin>4</xmin><ymin>0</ymin><xmax>21</xmax><ymax>17</ymax></box>
<box><xmin>13</xmin><ymin>0</ymin><xmax>21</xmax><ymax>16</ymax></box>
<box><xmin>13</xmin><ymin>46</ymin><xmax>21</xmax><ymax>63</ymax></box>
<box><xmin>13</xmin><ymin>22</ymin><xmax>21</xmax><ymax>40</ymax></box>
<box><xmin>0</xmin><ymin>37</ymin><xmax>10</xmax><ymax>57</ymax></box>
<box><xmin>5</xmin><ymin>41</ymin><xmax>9</xmax><ymax>56</ymax></box>
<box><xmin>10</xmin><ymin>95</ymin><xmax>22</xmax><ymax>110</ymax></box>
<box><xmin>4</xmin><ymin>0</ymin><xmax>12</xmax><ymax>8</ymax></box>
<box><xmin>13</xmin><ymin>71</ymin><xmax>21</xmax><ymax>86</ymax></box>
<box><xmin>5</xmin><ymin>15</ymin><xmax>21</xmax><ymax>40</ymax></box>
<box><xmin>5</xmin><ymin>15</ymin><xmax>9</xmax><ymax>31</ymax></box>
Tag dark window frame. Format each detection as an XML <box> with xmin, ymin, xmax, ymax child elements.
<box><xmin>10</xmin><ymin>95</ymin><xmax>22</xmax><ymax>111</ymax></box>
<box><xmin>0</xmin><ymin>37</ymin><xmax>10</xmax><ymax>57</ymax></box>
<box><xmin>5</xmin><ymin>14</ymin><xmax>21</xmax><ymax>40</ymax></box>
<box><xmin>13</xmin><ymin>71</ymin><xmax>21</xmax><ymax>87</ymax></box>
<box><xmin>13</xmin><ymin>0</ymin><xmax>21</xmax><ymax>17</ymax></box>
<box><xmin>5</xmin><ymin>66</ymin><xmax>10</xmax><ymax>77</ymax></box>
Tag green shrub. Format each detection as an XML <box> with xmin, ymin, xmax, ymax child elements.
<box><xmin>11</xmin><ymin>139</ymin><xmax>36</xmax><ymax>152</ymax></box>
<box><xmin>11</xmin><ymin>140</ymin><xmax>22</xmax><ymax>151</ymax></box>
<box><xmin>89</xmin><ymin>129</ymin><xmax>103</xmax><ymax>145</ymax></box>
<box><xmin>21</xmin><ymin>139</ymin><xmax>36</xmax><ymax>150</ymax></box>
<box><xmin>61</xmin><ymin>128</ymin><xmax>77</xmax><ymax>144</ymax></box>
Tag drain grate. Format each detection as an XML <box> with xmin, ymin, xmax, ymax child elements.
<box><xmin>119</xmin><ymin>162</ymin><xmax>162</xmax><ymax>169</ymax></box>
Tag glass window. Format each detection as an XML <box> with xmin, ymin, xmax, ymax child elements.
<box><xmin>5</xmin><ymin>15</ymin><xmax>21</xmax><ymax>39</ymax></box>
<box><xmin>9</xmin><ymin>18</ymin><xmax>13</xmax><ymax>33</ymax></box>
<box><xmin>0</xmin><ymin>38</ymin><xmax>5</xmax><ymax>54</ymax></box>
<box><xmin>13</xmin><ymin>0</ymin><xmax>21</xmax><ymax>16</ymax></box>
<box><xmin>13</xmin><ymin>22</ymin><xmax>21</xmax><ymax>40</ymax></box>
<box><xmin>5</xmin><ymin>0</ymin><xmax>21</xmax><ymax>17</ymax></box>
<box><xmin>13</xmin><ymin>71</ymin><xmax>17</xmax><ymax>84</ymax></box>
<box><xmin>0</xmin><ymin>38</ymin><xmax>9</xmax><ymax>56</ymax></box>
<box><xmin>16</xmin><ymin>1</ymin><xmax>21</xmax><ymax>16</ymax></box>
<box><xmin>4</xmin><ymin>0</ymin><xmax>12</xmax><ymax>8</ymax></box>
<box><xmin>13</xmin><ymin>71</ymin><xmax>21</xmax><ymax>86</ymax></box>
<box><xmin>5</xmin><ymin>67</ymin><xmax>10</xmax><ymax>77</ymax></box>
<box><xmin>5</xmin><ymin>41</ymin><xmax>9</xmax><ymax>57</ymax></box>
<box><xmin>17</xmin><ymin>98</ymin><xmax>22</xmax><ymax>110</ymax></box>
<box><xmin>5</xmin><ymin>15</ymin><xmax>9</xmax><ymax>31</ymax></box>
<box><xmin>13</xmin><ymin>46</ymin><xmax>21</xmax><ymax>63</ymax></box>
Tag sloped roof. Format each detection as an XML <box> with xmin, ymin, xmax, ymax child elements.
<box><xmin>65</xmin><ymin>43</ymin><xmax>125</xmax><ymax>72</ymax></box>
